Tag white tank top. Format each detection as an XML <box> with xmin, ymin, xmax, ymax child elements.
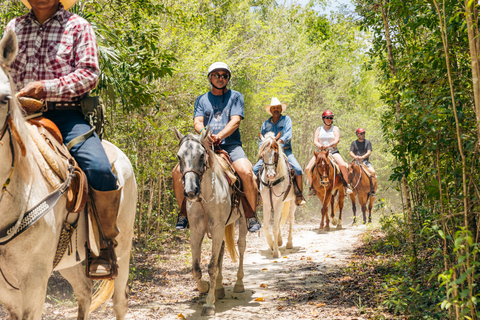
<box><xmin>317</xmin><ymin>126</ymin><xmax>338</xmax><ymax>152</ymax></box>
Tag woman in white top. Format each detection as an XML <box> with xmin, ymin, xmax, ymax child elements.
<box><xmin>306</xmin><ymin>110</ymin><xmax>353</xmax><ymax>195</ymax></box>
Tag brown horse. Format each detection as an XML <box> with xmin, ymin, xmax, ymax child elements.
<box><xmin>348</xmin><ymin>160</ymin><xmax>376</xmax><ymax>224</ymax></box>
<box><xmin>311</xmin><ymin>150</ymin><xmax>345</xmax><ymax>231</ymax></box>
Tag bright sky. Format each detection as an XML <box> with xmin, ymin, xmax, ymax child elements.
<box><xmin>284</xmin><ymin>0</ymin><xmax>355</xmax><ymax>13</ymax></box>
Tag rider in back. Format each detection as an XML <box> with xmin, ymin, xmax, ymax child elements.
<box><xmin>172</xmin><ymin>62</ymin><xmax>261</xmax><ymax>232</ymax></box>
<box><xmin>305</xmin><ymin>110</ymin><xmax>353</xmax><ymax>195</ymax></box>
<box><xmin>349</xmin><ymin>128</ymin><xmax>377</xmax><ymax>197</ymax></box>
<box><xmin>253</xmin><ymin>97</ymin><xmax>306</xmax><ymax>206</ymax></box>
<box><xmin>6</xmin><ymin>0</ymin><xmax>118</xmax><ymax>277</ymax></box>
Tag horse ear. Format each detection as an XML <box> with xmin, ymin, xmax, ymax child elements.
<box><xmin>200</xmin><ymin>126</ymin><xmax>210</xmax><ymax>141</ymax></box>
<box><xmin>325</xmin><ymin>150</ymin><xmax>329</xmax><ymax>157</ymax></box>
<box><xmin>314</xmin><ymin>150</ymin><xmax>319</xmax><ymax>156</ymax></box>
<box><xmin>275</xmin><ymin>132</ymin><xmax>281</xmax><ymax>141</ymax></box>
<box><xmin>0</xmin><ymin>29</ymin><xmax>18</xmax><ymax>66</ymax></box>
<box><xmin>174</xmin><ymin>128</ymin><xmax>184</xmax><ymax>141</ymax></box>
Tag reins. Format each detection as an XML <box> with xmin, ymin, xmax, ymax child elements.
<box><xmin>350</xmin><ymin>160</ymin><xmax>362</xmax><ymax>190</ymax></box>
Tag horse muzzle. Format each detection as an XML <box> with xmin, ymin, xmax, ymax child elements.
<box><xmin>320</xmin><ymin>179</ymin><xmax>329</xmax><ymax>186</ymax></box>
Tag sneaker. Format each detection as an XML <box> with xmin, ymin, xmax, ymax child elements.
<box><xmin>247</xmin><ymin>218</ymin><xmax>261</xmax><ymax>232</ymax></box>
<box><xmin>307</xmin><ymin>187</ymin><xmax>316</xmax><ymax>197</ymax></box>
<box><xmin>175</xmin><ymin>216</ymin><xmax>189</xmax><ymax>230</ymax></box>
<box><xmin>345</xmin><ymin>187</ymin><xmax>353</xmax><ymax>195</ymax></box>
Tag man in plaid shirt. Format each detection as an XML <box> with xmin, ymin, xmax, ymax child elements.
<box><xmin>6</xmin><ymin>0</ymin><xmax>119</xmax><ymax>277</ymax></box>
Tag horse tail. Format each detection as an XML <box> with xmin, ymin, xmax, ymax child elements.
<box><xmin>89</xmin><ymin>280</ymin><xmax>115</xmax><ymax>313</ymax></box>
<box><xmin>280</xmin><ymin>201</ymin><xmax>290</xmax><ymax>227</ymax></box>
<box><xmin>225</xmin><ymin>223</ymin><xmax>238</xmax><ymax>263</ymax></box>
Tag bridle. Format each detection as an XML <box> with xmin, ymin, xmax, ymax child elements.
<box><xmin>178</xmin><ymin>136</ymin><xmax>208</xmax><ymax>186</ymax></box>
<box><xmin>349</xmin><ymin>160</ymin><xmax>362</xmax><ymax>190</ymax></box>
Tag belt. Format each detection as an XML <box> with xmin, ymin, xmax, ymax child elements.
<box><xmin>283</xmin><ymin>146</ymin><xmax>291</xmax><ymax>150</ymax></box>
<box><xmin>45</xmin><ymin>101</ymin><xmax>81</xmax><ymax>111</ymax></box>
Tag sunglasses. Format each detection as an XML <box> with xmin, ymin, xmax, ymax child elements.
<box><xmin>212</xmin><ymin>74</ymin><xmax>229</xmax><ymax>80</ymax></box>
<box><xmin>323</xmin><ymin>116</ymin><xmax>334</xmax><ymax>120</ymax></box>
<box><xmin>358</xmin><ymin>132</ymin><xmax>365</xmax><ymax>135</ymax></box>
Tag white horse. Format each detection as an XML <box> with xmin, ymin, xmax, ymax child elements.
<box><xmin>258</xmin><ymin>132</ymin><xmax>296</xmax><ymax>258</ymax></box>
<box><xmin>0</xmin><ymin>30</ymin><xmax>137</xmax><ymax>319</ymax></box>
<box><xmin>174</xmin><ymin>128</ymin><xmax>247</xmax><ymax>316</ymax></box>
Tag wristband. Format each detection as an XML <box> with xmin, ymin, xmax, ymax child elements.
<box><xmin>199</xmin><ymin>127</ymin><xmax>206</xmax><ymax>134</ymax></box>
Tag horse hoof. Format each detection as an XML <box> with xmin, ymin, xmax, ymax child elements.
<box><xmin>325</xmin><ymin>226</ymin><xmax>330</xmax><ymax>231</ymax></box>
<box><xmin>198</xmin><ymin>281</ymin><xmax>209</xmax><ymax>294</ymax></box>
<box><xmin>286</xmin><ymin>242</ymin><xmax>293</xmax><ymax>249</ymax></box>
<box><xmin>215</xmin><ymin>288</ymin><xmax>225</xmax><ymax>299</ymax></box>
<box><xmin>336</xmin><ymin>224</ymin><xmax>342</xmax><ymax>230</ymax></box>
<box><xmin>234</xmin><ymin>283</ymin><xmax>245</xmax><ymax>293</ymax></box>
<box><xmin>273</xmin><ymin>251</ymin><xmax>280</xmax><ymax>259</ymax></box>
<box><xmin>278</xmin><ymin>239</ymin><xmax>283</xmax><ymax>246</ymax></box>
<box><xmin>201</xmin><ymin>306</ymin><xmax>215</xmax><ymax>316</ymax></box>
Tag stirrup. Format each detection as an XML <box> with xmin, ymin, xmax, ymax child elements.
<box><xmin>295</xmin><ymin>194</ymin><xmax>306</xmax><ymax>206</ymax></box>
<box><xmin>307</xmin><ymin>187</ymin><xmax>316</xmax><ymax>197</ymax></box>
<box><xmin>86</xmin><ymin>243</ymin><xmax>118</xmax><ymax>280</ymax></box>
<box><xmin>247</xmin><ymin>217</ymin><xmax>261</xmax><ymax>232</ymax></box>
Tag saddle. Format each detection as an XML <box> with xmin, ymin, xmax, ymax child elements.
<box><xmin>27</xmin><ymin>116</ymin><xmax>117</xmax><ymax>279</ymax></box>
<box><xmin>360</xmin><ymin>163</ymin><xmax>372</xmax><ymax>178</ymax></box>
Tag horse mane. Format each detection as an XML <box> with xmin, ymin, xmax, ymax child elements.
<box><xmin>258</xmin><ymin>132</ymin><xmax>288</xmax><ymax>178</ymax></box>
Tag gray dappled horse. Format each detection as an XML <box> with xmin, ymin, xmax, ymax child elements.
<box><xmin>0</xmin><ymin>29</ymin><xmax>137</xmax><ymax>319</ymax></box>
<box><xmin>175</xmin><ymin>128</ymin><xmax>247</xmax><ymax>316</ymax></box>
<box><xmin>258</xmin><ymin>132</ymin><xmax>296</xmax><ymax>258</ymax></box>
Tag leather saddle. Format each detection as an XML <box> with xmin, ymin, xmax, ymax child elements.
<box><xmin>27</xmin><ymin>116</ymin><xmax>117</xmax><ymax>277</ymax></box>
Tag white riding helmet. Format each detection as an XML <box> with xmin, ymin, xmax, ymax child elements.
<box><xmin>208</xmin><ymin>62</ymin><xmax>231</xmax><ymax>77</ymax></box>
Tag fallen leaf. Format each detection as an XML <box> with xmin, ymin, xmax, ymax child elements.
<box><xmin>309</xmin><ymin>302</ymin><xmax>315</xmax><ymax>305</ymax></box>
<box><xmin>316</xmin><ymin>303</ymin><xmax>326</xmax><ymax>307</ymax></box>
<box><xmin>254</xmin><ymin>297</ymin><xmax>265</xmax><ymax>302</ymax></box>
<box><xmin>260</xmin><ymin>283</ymin><xmax>268</xmax><ymax>288</ymax></box>
<box><xmin>283</xmin><ymin>256</ymin><xmax>287</xmax><ymax>258</ymax></box>
<box><xmin>262</xmin><ymin>268</ymin><xmax>268</xmax><ymax>271</ymax></box>
<box><xmin>273</xmin><ymin>261</ymin><xmax>278</xmax><ymax>263</ymax></box>
<box><xmin>315</xmin><ymin>250</ymin><xmax>319</xmax><ymax>252</ymax></box>
<box><xmin>307</xmin><ymin>256</ymin><xmax>312</xmax><ymax>260</ymax></box>
<box><xmin>177</xmin><ymin>313</ymin><xmax>186</xmax><ymax>319</ymax></box>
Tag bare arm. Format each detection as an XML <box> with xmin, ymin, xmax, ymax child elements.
<box><xmin>313</xmin><ymin>128</ymin><xmax>322</xmax><ymax>148</ymax></box>
<box><xmin>330</xmin><ymin>126</ymin><xmax>341</xmax><ymax>147</ymax></box>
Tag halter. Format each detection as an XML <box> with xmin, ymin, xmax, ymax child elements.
<box><xmin>178</xmin><ymin>135</ymin><xmax>209</xmax><ymax>185</ymax></box>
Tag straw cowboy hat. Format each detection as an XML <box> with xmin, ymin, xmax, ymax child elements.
<box><xmin>21</xmin><ymin>0</ymin><xmax>78</xmax><ymax>10</ymax></box>
<box><xmin>265</xmin><ymin>97</ymin><xmax>287</xmax><ymax>115</ymax></box>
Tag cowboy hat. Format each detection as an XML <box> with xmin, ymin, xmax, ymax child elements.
<box><xmin>265</xmin><ymin>97</ymin><xmax>287</xmax><ymax>115</ymax></box>
<box><xmin>21</xmin><ymin>0</ymin><xmax>78</xmax><ymax>10</ymax></box>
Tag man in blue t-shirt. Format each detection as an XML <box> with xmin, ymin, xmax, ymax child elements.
<box><xmin>172</xmin><ymin>62</ymin><xmax>261</xmax><ymax>232</ymax></box>
<box><xmin>253</xmin><ymin>97</ymin><xmax>306</xmax><ymax>206</ymax></box>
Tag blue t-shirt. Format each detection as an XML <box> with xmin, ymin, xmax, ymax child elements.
<box><xmin>193</xmin><ymin>90</ymin><xmax>244</xmax><ymax>146</ymax></box>
<box><xmin>259</xmin><ymin>115</ymin><xmax>293</xmax><ymax>150</ymax></box>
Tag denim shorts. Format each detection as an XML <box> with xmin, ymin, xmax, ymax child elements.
<box><xmin>221</xmin><ymin>144</ymin><xmax>247</xmax><ymax>162</ymax></box>
<box><xmin>363</xmin><ymin>160</ymin><xmax>373</xmax><ymax>168</ymax></box>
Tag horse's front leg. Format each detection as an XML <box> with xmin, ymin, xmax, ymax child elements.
<box><xmin>59</xmin><ymin>264</ymin><xmax>93</xmax><ymax>320</ymax></box>
<box><xmin>262</xmin><ymin>192</ymin><xmax>274</xmax><ymax>250</ymax></box>
<box><xmin>361</xmin><ymin>202</ymin><xmax>367</xmax><ymax>224</ymax></box>
<box><xmin>234</xmin><ymin>216</ymin><xmax>248</xmax><ymax>293</ymax></box>
<box><xmin>368</xmin><ymin>194</ymin><xmax>375</xmax><ymax>223</ymax></box>
<box><xmin>350</xmin><ymin>193</ymin><xmax>357</xmax><ymax>224</ymax></box>
<box><xmin>272</xmin><ymin>201</ymin><xmax>284</xmax><ymax>259</ymax></box>
<box><xmin>329</xmin><ymin>192</ymin><xmax>337</xmax><ymax>226</ymax></box>
<box><xmin>190</xmin><ymin>224</ymin><xmax>208</xmax><ymax>294</ymax></box>
<box><xmin>337</xmin><ymin>189</ymin><xmax>345</xmax><ymax>229</ymax></box>
<box><xmin>214</xmin><ymin>241</ymin><xmax>226</xmax><ymax>299</ymax></box>
<box><xmin>324</xmin><ymin>192</ymin><xmax>332</xmax><ymax>231</ymax></box>
<box><xmin>286</xmin><ymin>201</ymin><xmax>296</xmax><ymax>249</ymax></box>
<box><xmin>202</xmin><ymin>227</ymin><xmax>225</xmax><ymax>316</ymax></box>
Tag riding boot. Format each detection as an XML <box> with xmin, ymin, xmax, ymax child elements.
<box><xmin>175</xmin><ymin>198</ymin><xmax>189</xmax><ymax>230</ymax></box>
<box><xmin>88</xmin><ymin>187</ymin><xmax>122</xmax><ymax>278</ymax></box>
<box><xmin>340</xmin><ymin>174</ymin><xmax>353</xmax><ymax>195</ymax></box>
<box><xmin>293</xmin><ymin>175</ymin><xmax>306</xmax><ymax>206</ymax></box>
<box><xmin>368</xmin><ymin>176</ymin><xmax>376</xmax><ymax>197</ymax></box>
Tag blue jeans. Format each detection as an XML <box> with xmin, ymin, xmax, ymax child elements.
<box><xmin>43</xmin><ymin>110</ymin><xmax>117</xmax><ymax>191</ymax></box>
<box><xmin>253</xmin><ymin>149</ymin><xmax>303</xmax><ymax>176</ymax></box>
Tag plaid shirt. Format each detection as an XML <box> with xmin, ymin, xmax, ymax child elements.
<box><xmin>6</xmin><ymin>4</ymin><xmax>99</xmax><ymax>102</ymax></box>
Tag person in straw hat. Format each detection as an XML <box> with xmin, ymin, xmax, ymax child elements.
<box><xmin>253</xmin><ymin>97</ymin><xmax>306</xmax><ymax>206</ymax></box>
<box><xmin>5</xmin><ymin>0</ymin><xmax>120</xmax><ymax>277</ymax></box>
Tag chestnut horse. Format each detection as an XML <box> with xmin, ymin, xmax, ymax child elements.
<box><xmin>311</xmin><ymin>150</ymin><xmax>345</xmax><ymax>231</ymax></box>
<box><xmin>348</xmin><ymin>160</ymin><xmax>376</xmax><ymax>224</ymax></box>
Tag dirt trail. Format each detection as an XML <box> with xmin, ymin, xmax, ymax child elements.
<box><xmin>0</xmin><ymin>218</ymin><xmax>371</xmax><ymax>319</ymax></box>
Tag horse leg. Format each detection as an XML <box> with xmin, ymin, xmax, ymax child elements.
<box><xmin>215</xmin><ymin>242</ymin><xmax>226</xmax><ymax>299</ymax></box>
<box><xmin>361</xmin><ymin>198</ymin><xmax>367</xmax><ymax>224</ymax></box>
<box><xmin>263</xmin><ymin>198</ymin><xmax>274</xmax><ymax>251</ymax></box>
<box><xmin>324</xmin><ymin>193</ymin><xmax>332</xmax><ymax>231</ymax></box>
<box><xmin>234</xmin><ymin>217</ymin><xmax>248</xmax><ymax>293</ymax></box>
<box><xmin>191</xmin><ymin>230</ymin><xmax>208</xmax><ymax>294</ymax></box>
<box><xmin>59</xmin><ymin>264</ymin><xmax>93</xmax><ymax>320</ymax></box>
<box><xmin>202</xmin><ymin>229</ymin><xmax>224</xmax><ymax>316</ymax></box>
<box><xmin>286</xmin><ymin>201</ymin><xmax>295</xmax><ymax>249</ymax></box>
<box><xmin>368</xmin><ymin>195</ymin><xmax>374</xmax><ymax>223</ymax></box>
<box><xmin>329</xmin><ymin>192</ymin><xmax>337</xmax><ymax>226</ymax></box>
<box><xmin>319</xmin><ymin>204</ymin><xmax>325</xmax><ymax>231</ymax></box>
<box><xmin>337</xmin><ymin>189</ymin><xmax>345</xmax><ymax>230</ymax></box>
<box><xmin>272</xmin><ymin>202</ymin><xmax>283</xmax><ymax>258</ymax></box>
<box><xmin>350</xmin><ymin>193</ymin><xmax>357</xmax><ymax>224</ymax></box>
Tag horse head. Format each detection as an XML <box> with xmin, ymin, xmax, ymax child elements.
<box><xmin>175</xmin><ymin>127</ymin><xmax>210</xmax><ymax>201</ymax></box>
<box><xmin>259</xmin><ymin>131</ymin><xmax>282</xmax><ymax>180</ymax></box>
<box><xmin>0</xmin><ymin>29</ymin><xmax>18</xmax><ymax>111</ymax></box>
<box><xmin>314</xmin><ymin>149</ymin><xmax>330</xmax><ymax>186</ymax></box>
<box><xmin>348</xmin><ymin>160</ymin><xmax>361</xmax><ymax>186</ymax></box>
